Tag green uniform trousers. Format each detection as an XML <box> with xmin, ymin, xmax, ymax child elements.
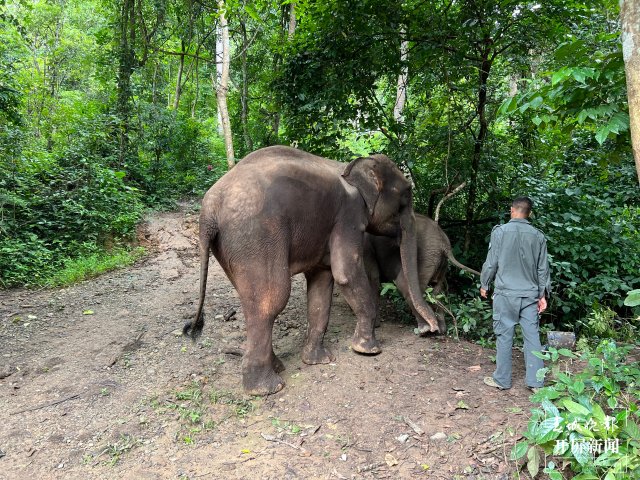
<box><xmin>492</xmin><ymin>294</ymin><xmax>544</xmax><ymax>389</ymax></box>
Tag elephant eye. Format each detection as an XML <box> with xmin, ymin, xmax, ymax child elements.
<box><xmin>399</xmin><ymin>190</ymin><xmax>410</xmax><ymax>207</ymax></box>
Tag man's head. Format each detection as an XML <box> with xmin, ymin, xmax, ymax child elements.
<box><xmin>511</xmin><ymin>196</ymin><xmax>533</xmax><ymax>218</ymax></box>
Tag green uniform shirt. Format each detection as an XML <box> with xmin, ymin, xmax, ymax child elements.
<box><xmin>480</xmin><ymin>218</ymin><xmax>551</xmax><ymax>298</ymax></box>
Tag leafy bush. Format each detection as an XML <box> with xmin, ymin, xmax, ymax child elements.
<box><xmin>520</xmin><ymin>159</ymin><xmax>640</xmax><ymax>334</ymax></box>
<box><xmin>0</xmin><ymin>127</ymin><xmax>144</xmax><ymax>286</ymax></box>
<box><xmin>449</xmin><ymin>294</ymin><xmax>493</xmax><ymax>343</ymax></box>
<box><xmin>135</xmin><ymin>106</ymin><xmax>227</xmax><ymax>205</ymax></box>
<box><xmin>511</xmin><ymin>340</ymin><xmax>640</xmax><ymax>479</ymax></box>
<box><xmin>380</xmin><ymin>282</ymin><xmax>415</xmax><ymax>325</ymax></box>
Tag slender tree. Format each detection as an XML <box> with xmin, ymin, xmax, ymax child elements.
<box><xmin>215</xmin><ymin>0</ymin><xmax>234</xmax><ymax>169</ymax></box>
<box><xmin>621</xmin><ymin>0</ymin><xmax>640</xmax><ymax>184</ymax></box>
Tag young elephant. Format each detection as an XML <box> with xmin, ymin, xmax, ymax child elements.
<box><xmin>184</xmin><ymin>146</ymin><xmax>439</xmax><ymax>395</ymax></box>
<box><xmin>365</xmin><ymin>214</ymin><xmax>480</xmax><ymax>334</ymax></box>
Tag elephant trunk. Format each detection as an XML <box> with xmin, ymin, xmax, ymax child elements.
<box><xmin>399</xmin><ymin>210</ymin><xmax>440</xmax><ymax>333</ymax></box>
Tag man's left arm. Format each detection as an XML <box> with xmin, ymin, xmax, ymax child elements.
<box><xmin>480</xmin><ymin>227</ymin><xmax>501</xmax><ymax>298</ymax></box>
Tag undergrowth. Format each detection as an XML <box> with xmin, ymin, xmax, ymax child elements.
<box><xmin>43</xmin><ymin>246</ymin><xmax>146</xmax><ymax>287</ymax></box>
<box><xmin>511</xmin><ymin>340</ymin><xmax>640</xmax><ymax>479</ymax></box>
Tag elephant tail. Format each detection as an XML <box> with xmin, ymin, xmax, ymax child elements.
<box><xmin>183</xmin><ymin>219</ymin><xmax>218</xmax><ymax>340</ymax></box>
<box><xmin>447</xmin><ymin>251</ymin><xmax>480</xmax><ymax>276</ymax></box>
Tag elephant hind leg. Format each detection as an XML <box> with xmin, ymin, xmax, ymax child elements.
<box><xmin>302</xmin><ymin>268</ymin><xmax>336</xmax><ymax>365</ymax></box>
<box><xmin>234</xmin><ymin>265</ymin><xmax>291</xmax><ymax>396</ymax></box>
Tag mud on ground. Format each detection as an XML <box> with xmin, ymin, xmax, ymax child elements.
<box><xmin>1</xmin><ymin>204</ymin><xmax>539</xmax><ymax>479</ymax></box>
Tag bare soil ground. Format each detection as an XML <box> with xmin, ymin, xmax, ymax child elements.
<box><xmin>1</xmin><ymin>205</ymin><xmax>539</xmax><ymax>480</ymax></box>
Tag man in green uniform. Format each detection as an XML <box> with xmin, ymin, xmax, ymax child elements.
<box><xmin>480</xmin><ymin>197</ymin><xmax>551</xmax><ymax>391</ymax></box>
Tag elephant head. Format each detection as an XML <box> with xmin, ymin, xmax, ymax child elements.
<box><xmin>342</xmin><ymin>155</ymin><xmax>439</xmax><ymax>333</ymax></box>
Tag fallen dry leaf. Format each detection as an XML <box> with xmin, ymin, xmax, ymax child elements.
<box><xmin>385</xmin><ymin>453</ymin><xmax>398</xmax><ymax>466</ymax></box>
<box><xmin>467</xmin><ymin>365</ymin><xmax>481</xmax><ymax>372</ymax></box>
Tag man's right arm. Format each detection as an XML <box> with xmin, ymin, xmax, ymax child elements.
<box><xmin>537</xmin><ymin>236</ymin><xmax>551</xmax><ymax>299</ymax></box>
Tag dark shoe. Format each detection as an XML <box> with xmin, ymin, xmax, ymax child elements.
<box><xmin>484</xmin><ymin>377</ymin><xmax>507</xmax><ymax>390</ymax></box>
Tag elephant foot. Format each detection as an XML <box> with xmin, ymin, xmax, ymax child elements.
<box><xmin>415</xmin><ymin>323</ymin><xmax>432</xmax><ymax>337</ymax></box>
<box><xmin>414</xmin><ymin>317</ymin><xmax>440</xmax><ymax>336</ymax></box>
<box><xmin>351</xmin><ymin>335</ymin><xmax>381</xmax><ymax>355</ymax></box>
<box><xmin>301</xmin><ymin>344</ymin><xmax>335</xmax><ymax>365</ymax></box>
<box><xmin>242</xmin><ymin>368</ymin><xmax>285</xmax><ymax>396</ymax></box>
<box><xmin>414</xmin><ymin>317</ymin><xmax>446</xmax><ymax>336</ymax></box>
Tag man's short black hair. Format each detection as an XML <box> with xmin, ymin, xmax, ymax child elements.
<box><xmin>512</xmin><ymin>196</ymin><xmax>533</xmax><ymax>215</ymax></box>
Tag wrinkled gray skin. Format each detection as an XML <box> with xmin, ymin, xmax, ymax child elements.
<box><xmin>365</xmin><ymin>214</ymin><xmax>480</xmax><ymax>334</ymax></box>
<box><xmin>184</xmin><ymin>146</ymin><xmax>439</xmax><ymax>395</ymax></box>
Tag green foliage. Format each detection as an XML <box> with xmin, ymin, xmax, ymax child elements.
<box><xmin>1</xmin><ymin>0</ymin><xmax>638</xmax><ymax>313</ymax></box>
<box><xmin>0</xmin><ymin>0</ymin><xmax>229</xmax><ymax>288</ymax></box>
<box><xmin>517</xmin><ymin>159</ymin><xmax>640</xmax><ymax>330</ymax></box>
<box><xmin>134</xmin><ymin>107</ymin><xmax>227</xmax><ymax>204</ymax></box>
<box><xmin>512</xmin><ymin>340</ymin><xmax>640</xmax><ymax>479</ymax></box>
<box><xmin>502</xmin><ymin>29</ymin><xmax>628</xmax><ymax>147</ymax></box>
<box><xmin>379</xmin><ymin>282</ymin><xmax>415</xmax><ymax>325</ymax></box>
<box><xmin>449</xmin><ymin>295</ymin><xmax>493</xmax><ymax>343</ymax></box>
<box><xmin>0</xmin><ymin>151</ymin><xmax>145</xmax><ymax>286</ymax></box>
<box><xmin>44</xmin><ymin>246</ymin><xmax>145</xmax><ymax>287</ymax></box>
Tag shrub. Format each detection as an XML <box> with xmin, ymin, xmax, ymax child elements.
<box><xmin>511</xmin><ymin>340</ymin><xmax>640</xmax><ymax>479</ymax></box>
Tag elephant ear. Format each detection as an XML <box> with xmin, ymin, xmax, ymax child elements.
<box><xmin>342</xmin><ymin>156</ymin><xmax>384</xmax><ymax>217</ymax></box>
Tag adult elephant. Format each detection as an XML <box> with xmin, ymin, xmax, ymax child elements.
<box><xmin>365</xmin><ymin>214</ymin><xmax>480</xmax><ymax>334</ymax></box>
<box><xmin>183</xmin><ymin>146</ymin><xmax>439</xmax><ymax>395</ymax></box>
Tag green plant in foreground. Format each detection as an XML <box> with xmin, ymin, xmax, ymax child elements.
<box><xmin>210</xmin><ymin>389</ymin><xmax>255</xmax><ymax>418</ymax></box>
<box><xmin>511</xmin><ymin>340</ymin><xmax>640</xmax><ymax>479</ymax></box>
<box><xmin>450</xmin><ymin>295</ymin><xmax>494</xmax><ymax>344</ymax></box>
<box><xmin>105</xmin><ymin>434</ymin><xmax>140</xmax><ymax>466</ymax></box>
<box><xmin>44</xmin><ymin>247</ymin><xmax>146</xmax><ymax>287</ymax></box>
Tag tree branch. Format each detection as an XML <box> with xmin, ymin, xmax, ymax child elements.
<box><xmin>434</xmin><ymin>181</ymin><xmax>467</xmax><ymax>223</ymax></box>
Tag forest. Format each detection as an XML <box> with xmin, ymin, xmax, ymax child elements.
<box><xmin>1</xmin><ymin>1</ymin><xmax>640</xmax><ymax>478</ymax></box>
<box><xmin>2</xmin><ymin>0</ymin><xmax>638</xmax><ymax>337</ymax></box>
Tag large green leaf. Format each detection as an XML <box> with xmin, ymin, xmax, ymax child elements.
<box><xmin>510</xmin><ymin>440</ymin><xmax>529</xmax><ymax>460</ymax></box>
<box><xmin>624</xmin><ymin>289</ymin><xmax>640</xmax><ymax>307</ymax></box>
<box><xmin>527</xmin><ymin>446</ymin><xmax>541</xmax><ymax>477</ymax></box>
<box><xmin>554</xmin><ymin>40</ymin><xmax>586</xmax><ymax>61</ymax></box>
<box><xmin>563</xmin><ymin>399</ymin><xmax>591</xmax><ymax>416</ymax></box>
<box><xmin>571</xmin><ymin>438</ymin><xmax>592</xmax><ymax>465</ymax></box>
<box><xmin>622</xmin><ymin>420</ymin><xmax>640</xmax><ymax>440</ymax></box>
<box><xmin>536</xmin><ymin>417</ymin><xmax>563</xmax><ymax>443</ymax></box>
<box><xmin>595</xmin><ymin>124</ymin><xmax>610</xmax><ymax>145</ymax></box>
<box><xmin>541</xmin><ymin>399</ymin><xmax>560</xmax><ymax>417</ymax></box>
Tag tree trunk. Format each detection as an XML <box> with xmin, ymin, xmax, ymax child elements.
<box><xmin>173</xmin><ymin>40</ymin><xmax>185</xmax><ymax>110</ymax></box>
<box><xmin>116</xmin><ymin>0</ymin><xmax>136</xmax><ymax>168</ymax></box>
<box><xmin>464</xmin><ymin>49</ymin><xmax>492</xmax><ymax>253</ymax></box>
<box><xmin>268</xmin><ymin>3</ymin><xmax>297</xmax><ymax>144</ymax></box>
<box><xmin>192</xmin><ymin>56</ymin><xmax>199</xmax><ymax>118</ymax></box>
<box><xmin>240</xmin><ymin>18</ymin><xmax>253</xmax><ymax>153</ymax></box>
<box><xmin>288</xmin><ymin>2</ymin><xmax>296</xmax><ymax>40</ymax></box>
<box><xmin>621</xmin><ymin>0</ymin><xmax>640</xmax><ymax>184</ymax></box>
<box><xmin>216</xmin><ymin>0</ymin><xmax>235</xmax><ymax>169</ymax></box>
<box><xmin>394</xmin><ymin>31</ymin><xmax>408</xmax><ymax>123</ymax></box>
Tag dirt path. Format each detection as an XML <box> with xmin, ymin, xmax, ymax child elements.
<box><xmin>0</xmin><ymin>206</ymin><xmax>537</xmax><ymax>480</ymax></box>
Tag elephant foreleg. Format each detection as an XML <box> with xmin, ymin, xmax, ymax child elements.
<box><xmin>331</xmin><ymin>235</ymin><xmax>380</xmax><ymax>355</ymax></box>
<box><xmin>363</xmin><ymin>240</ymin><xmax>382</xmax><ymax>328</ymax></box>
<box><xmin>302</xmin><ymin>268</ymin><xmax>336</xmax><ymax>365</ymax></box>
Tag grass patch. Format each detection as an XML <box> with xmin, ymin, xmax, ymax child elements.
<box><xmin>43</xmin><ymin>247</ymin><xmax>146</xmax><ymax>287</ymax></box>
